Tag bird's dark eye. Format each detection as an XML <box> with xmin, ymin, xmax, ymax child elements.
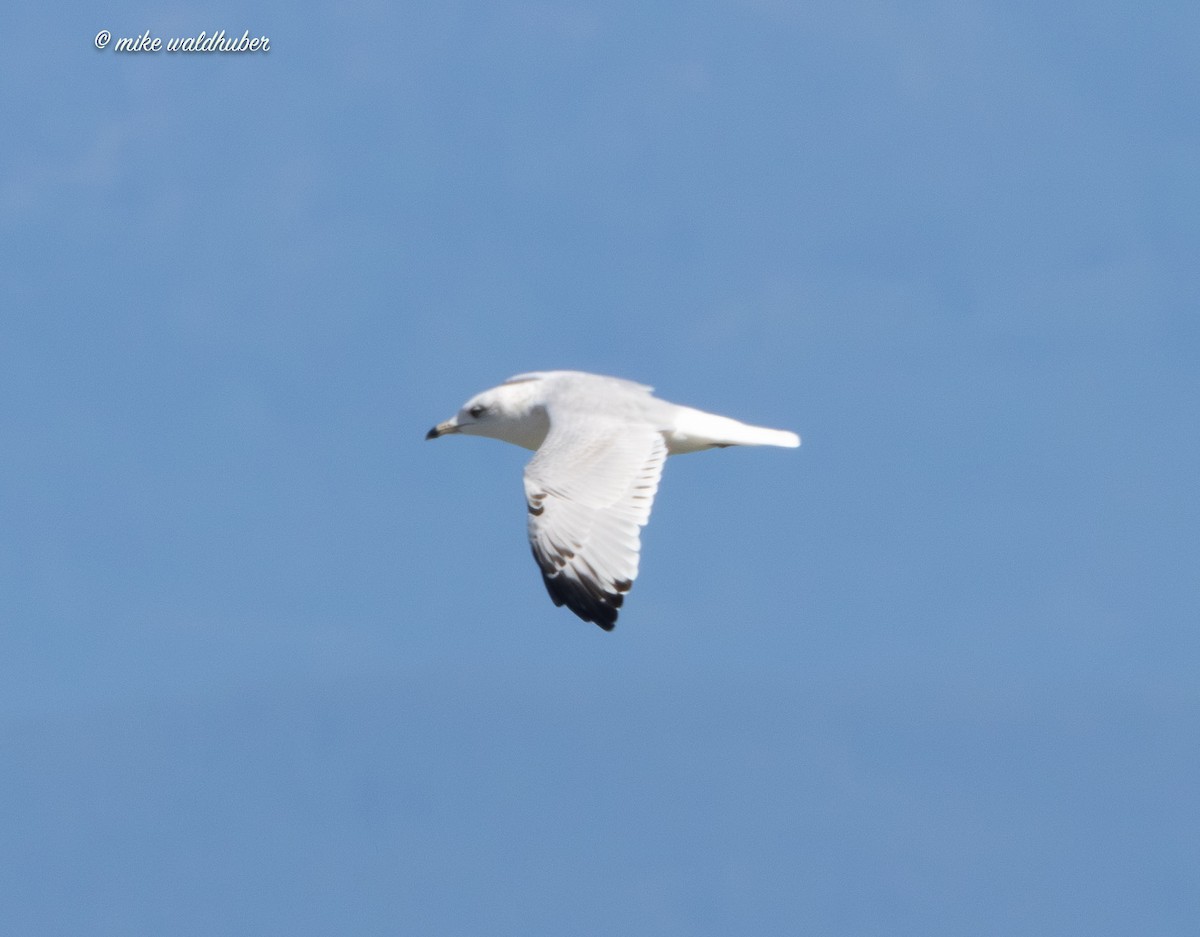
<box><xmin>468</xmin><ymin>404</ymin><xmax>486</xmax><ymax>418</ymax></box>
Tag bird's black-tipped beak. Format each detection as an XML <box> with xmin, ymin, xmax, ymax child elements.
<box><xmin>426</xmin><ymin>419</ymin><xmax>458</xmax><ymax>440</ymax></box>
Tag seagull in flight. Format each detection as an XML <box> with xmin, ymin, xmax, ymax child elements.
<box><xmin>426</xmin><ymin>371</ymin><xmax>800</xmax><ymax>630</ymax></box>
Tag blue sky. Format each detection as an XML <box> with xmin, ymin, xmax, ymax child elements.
<box><xmin>2</xmin><ymin>2</ymin><xmax>1198</xmax><ymax>934</ymax></box>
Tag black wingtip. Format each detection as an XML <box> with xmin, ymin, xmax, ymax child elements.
<box><xmin>536</xmin><ymin>567</ymin><xmax>622</xmax><ymax>631</ymax></box>
<box><xmin>425</xmin><ymin>426</ymin><xmax>440</xmax><ymax>440</ymax></box>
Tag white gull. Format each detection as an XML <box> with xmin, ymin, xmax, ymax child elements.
<box><xmin>426</xmin><ymin>370</ymin><xmax>800</xmax><ymax>630</ymax></box>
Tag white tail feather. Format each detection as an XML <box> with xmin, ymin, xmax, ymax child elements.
<box><xmin>668</xmin><ymin>407</ymin><xmax>801</xmax><ymax>453</ymax></box>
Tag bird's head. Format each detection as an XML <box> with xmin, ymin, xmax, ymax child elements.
<box><xmin>426</xmin><ymin>378</ymin><xmax>551</xmax><ymax>451</ymax></box>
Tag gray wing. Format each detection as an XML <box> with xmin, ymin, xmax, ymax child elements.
<box><xmin>523</xmin><ymin>421</ymin><xmax>667</xmax><ymax>630</ymax></box>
